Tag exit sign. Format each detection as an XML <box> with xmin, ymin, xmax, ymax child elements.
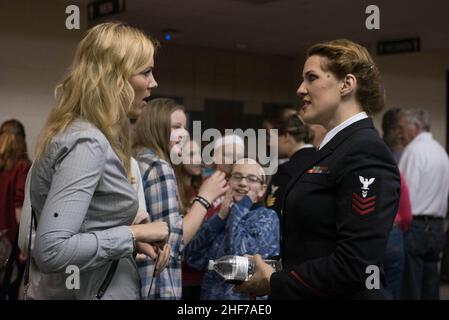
<box><xmin>377</xmin><ymin>38</ymin><xmax>420</xmax><ymax>55</ymax></box>
<box><xmin>88</xmin><ymin>0</ymin><xmax>126</xmax><ymax>20</ymax></box>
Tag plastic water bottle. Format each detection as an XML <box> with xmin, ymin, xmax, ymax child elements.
<box><xmin>208</xmin><ymin>255</ymin><xmax>282</xmax><ymax>284</ymax></box>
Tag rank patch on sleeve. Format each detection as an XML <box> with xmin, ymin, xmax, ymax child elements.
<box><xmin>352</xmin><ymin>174</ymin><xmax>377</xmax><ymax>215</ymax></box>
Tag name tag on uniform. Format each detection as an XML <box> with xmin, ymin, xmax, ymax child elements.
<box><xmin>307</xmin><ymin>165</ymin><xmax>330</xmax><ymax>175</ymax></box>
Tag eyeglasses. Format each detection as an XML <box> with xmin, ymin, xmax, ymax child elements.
<box><xmin>230</xmin><ymin>173</ymin><xmax>264</xmax><ymax>184</ymax></box>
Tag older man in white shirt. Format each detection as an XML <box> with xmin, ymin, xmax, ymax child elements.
<box><xmin>398</xmin><ymin>109</ymin><xmax>449</xmax><ymax>300</ymax></box>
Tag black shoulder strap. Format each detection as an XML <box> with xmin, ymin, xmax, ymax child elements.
<box><xmin>0</xmin><ymin>206</ymin><xmax>37</xmax><ymax>300</ymax></box>
<box><xmin>93</xmin><ymin>260</ymin><xmax>119</xmax><ymax>300</ymax></box>
<box><xmin>22</xmin><ymin>207</ymin><xmax>36</xmax><ymax>291</ymax></box>
<box><xmin>22</xmin><ymin>208</ymin><xmax>119</xmax><ymax>300</ymax></box>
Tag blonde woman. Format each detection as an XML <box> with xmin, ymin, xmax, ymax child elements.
<box><xmin>134</xmin><ymin>98</ymin><xmax>228</xmax><ymax>299</ymax></box>
<box><xmin>28</xmin><ymin>23</ymin><xmax>169</xmax><ymax>300</ymax></box>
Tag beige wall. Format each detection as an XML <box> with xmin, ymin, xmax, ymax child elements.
<box><xmin>293</xmin><ymin>53</ymin><xmax>449</xmax><ymax>147</ymax></box>
<box><xmin>374</xmin><ymin>53</ymin><xmax>449</xmax><ymax>147</ymax></box>
<box><xmin>1</xmin><ymin>1</ymin><xmax>448</xmax><ymax>158</ymax></box>
<box><xmin>0</xmin><ymin>0</ymin><xmax>87</xmax><ymax>158</ymax></box>
<box><xmin>0</xmin><ymin>2</ymin><xmax>297</xmax><ymax>157</ymax></box>
<box><xmin>152</xmin><ymin>44</ymin><xmax>297</xmax><ymax>113</ymax></box>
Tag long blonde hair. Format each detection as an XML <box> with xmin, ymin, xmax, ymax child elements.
<box><xmin>35</xmin><ymin>22</ymin><xmax>158</xmax><ymax>174</ymax></box>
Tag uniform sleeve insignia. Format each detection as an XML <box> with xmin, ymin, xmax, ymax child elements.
<box><xmin>266</xmin><ymin>195</ymin><xmax>276</xmax><ymax>207</ymax></box>
<box><xmin>352</xmin><ymin>175</ymin><xmax>377</xmax><ymax>215</ymax></box>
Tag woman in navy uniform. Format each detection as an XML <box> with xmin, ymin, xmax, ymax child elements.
<box><xmin>235</xmin><ymin>39</ymin><xmax>401</xmax><ymax>299</ymax></box>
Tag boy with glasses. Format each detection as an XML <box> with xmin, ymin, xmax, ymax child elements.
<box><xmin>184</xmin><ymin>158</ymin><xmax>280</xmax><ymax>299</ymax></box>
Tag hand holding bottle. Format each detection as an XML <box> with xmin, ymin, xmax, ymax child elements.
<box><xmin>233</xmin><ymin>254</ymin><xmax>276</xmax><ymax>297</ymax></box>
<box><xmin>209</xmin><ymin>255</ymin><xmax>281</xmax><ymax>283</ymax></box>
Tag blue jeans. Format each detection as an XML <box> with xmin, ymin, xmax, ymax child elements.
<box><xmin>384</xmin><ymin>225</ymin><xmax>404</xmax><ymax>300</ymax></box>
<box><xmin>440</xmin><ymin>227</ymin><xmax>449</xmax><ymax>281</ymax></box>
<box><xmin>402</xmin><ymin>218</ymin><xmax>446</xmax><ymax>300</ymax></box>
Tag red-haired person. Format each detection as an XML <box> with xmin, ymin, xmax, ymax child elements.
<box><xmin>236</xmin><ymin>39</ymin><xmax>401</xmax><ymax>300</ymax></box>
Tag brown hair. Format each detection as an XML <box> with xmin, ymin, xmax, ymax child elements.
<box><xmin>174</xmin><ymin>165</ymin><xmax>202</xmax><ymax>216</ymax></box>
<box><xmin>0</xmin><ymin>120</ymin><xmax>29</xmax><ymax>171</ymax></box>
<box><xmin>382</xmin><ymin>108</ymin><xmax>402</xmax><ymax>149</ymax></box>
<box><xmin>134</xmin><ymin>98</ymin><xmax>185</xmax><ymax>163</ymax></box>
<box><xmin>266</xmin><ymin>108</ymin><xmax>314</xmax><ymax>144</ymax></box>
<box><xmin>307</xmin><ymin>39</ymin><xmax>385</xmax><ymax>114</ymax></box>
<box><xmin>174</xmin><ymin>140</ymin><xmax>203</xmax><ymax>215</ymax></box>
<box><xmin>1</xmin><ymin>119</ymin><xmax>27</xmax><ymax>139</ymax></box>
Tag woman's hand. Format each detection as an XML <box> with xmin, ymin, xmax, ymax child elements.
<box><xmin>135</xmin><ymin>242</ymin><xmax>171</xmax><ymax>275</ymax></box>
<box><xmin>135</xmin><ymin>242</ymin><xmax>157</xmax><ymax>262</ymax></box>
<box><xmin>198</xmin><ymin>170</ymin><xmax>229</xmax><ymax>203</ymax></box>
<box><xmin>154</xmin><ymin>243</ymin><xmax>171</xmax><ymax>275</ymax></box>
<box><xmin>130</xmin><ymin>221</ymin><xmax>169</xmax><ymax>245</ymax></box>
<box><xmin>233</xmin><ymin>255</ymin><xmax>275</xmax><ymax>297</ymax></box>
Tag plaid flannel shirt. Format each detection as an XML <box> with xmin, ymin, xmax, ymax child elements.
<box><xmin>184</xmin><ymin>196</ymin><xmax>280</xmax><ymax>300</ymax></box>
<box><xmin>136</xmin><ymin>148</ymin><xmax>183</xmax><ymax>300</ymax></box>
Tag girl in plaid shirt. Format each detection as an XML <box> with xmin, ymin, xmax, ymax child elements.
<box><xmin>134</xmin><ymin>98</ymin><xmax>228</xmax><ymax>299</ymax></box>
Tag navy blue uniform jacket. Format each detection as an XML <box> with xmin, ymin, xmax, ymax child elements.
<box><xmin>265</xmin><ymin>147</ymin><xmax>317</xmax><ymax>219</ymax></box>
<box><xmin>270</xmin><ymin>118</ymin><xmax>401</xmax><ymax>299</ymax></box>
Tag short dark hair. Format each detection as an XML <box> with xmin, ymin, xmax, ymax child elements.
<box><xmin>266</xmin><ymin>108</ymin><xmax>314</xmax><ymax>144</ymax></box>
<box><xmin>382</xmin><ymin>108</ymin><xmax>401</xmax><ymax>134</ymax></box>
